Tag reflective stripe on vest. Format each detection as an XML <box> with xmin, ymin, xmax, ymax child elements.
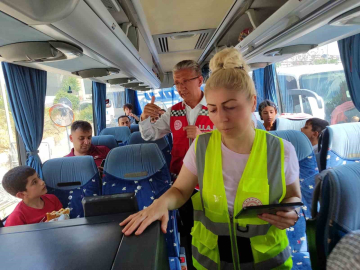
<box><xmin>191</xmin><ymin>129</ymin><xmax>291</xmax><ymax>270</ymax></box>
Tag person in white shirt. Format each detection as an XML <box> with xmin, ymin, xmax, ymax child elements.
<box><xmin>139</xmin><ymin>60</ymin><xmax>214</xmax><ymax>177</ymax></box>
<box><xmin>301</xmin><ymin>118</ymin><xmax>329</xmax><ymax>153</ymax></box>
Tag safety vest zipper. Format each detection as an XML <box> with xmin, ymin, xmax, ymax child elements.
<box><xmin>229</xmin><ymin>215</ymin><xmax>241</xmax><ymax>270</ymax></box>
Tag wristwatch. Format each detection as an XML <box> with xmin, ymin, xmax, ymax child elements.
<box><xmin>294</xmin><ymin>209</ymin><xmax>301</xmax><ymax>225</ymax></box>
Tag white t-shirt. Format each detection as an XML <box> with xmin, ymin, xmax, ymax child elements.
<box><xmin>183</xmin><ymin>138</ymin><xmax>299</xmax><ymax>214</ymax></box>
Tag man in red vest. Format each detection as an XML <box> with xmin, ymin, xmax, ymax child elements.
<box><xmin>139</xmin><ymin>60</ymin><xmax>214</xmax><ymax>267</ymax></box>
<box><xmin>139</xmin><ymin>60</ymin><xmax>214</xmax><ymax>177</ymax></box>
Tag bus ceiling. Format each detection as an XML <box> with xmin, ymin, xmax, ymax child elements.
<box><xmin>0</xmin><ymin>0</ymin><xmax>359</xmax><ymax>84</ymax></box>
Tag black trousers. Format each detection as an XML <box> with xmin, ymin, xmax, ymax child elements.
<box><xmin>178</xmin><ymin>189</ymin><xmax>198</xmax><ymax>270</ymax></box>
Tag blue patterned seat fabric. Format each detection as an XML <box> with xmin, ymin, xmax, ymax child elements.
<box><xmin>91</xmin><ymin>135</ymin><xmax>118</xmax><ymax>150</ymax></box>
<box><xmin>311</xmin><ymin>163</ymin><xmax>360</xmax><ymax>267</ymax></box>
<box><xmin>100</xmin><ymin>126</ymin><xmax>131</xmax><ymax>144</ymax></box>
<box><xmin>271</xmin><ymin>130</ymin><xmax>318</xmax><ymax>269</ymax></box>
<box><xmin>319</xmin><ymin>122</ymin><xmax>360</xmax><ymax>172</ymax></box>
<box><xmin>128</xmin><ymin>131</ymin><xmax>171</xmax><ymax>169</ymax></box>
<box><xmin>42</xmin><ymin>156</ymin><xmax>102</xmax><ymax>219</ymax></box>
<box><xmin>102</xmin><ymin>144</ymin><xmax>181</xmax><ymax>270</ymax></box>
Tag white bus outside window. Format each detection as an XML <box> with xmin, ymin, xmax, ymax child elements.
<box><xmin>276</xmin><ymin>41</ymin><xmax>359</xmax><ymax>124</ymax></box>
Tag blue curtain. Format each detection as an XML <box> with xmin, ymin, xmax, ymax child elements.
<box><xmin>1</xmin><ymin>62</ymin><xmax>46</xmax><ymax>177</ymax></box>
<box><xmin>112</xmin><ymin>91</ymin><xmax>125</xmax><ymax>108</ymax></box>
<box><xmin>252</xmin><ymin>68</ymin><xmax>265</xmax><ymax>108</ymax></box>
<box><xmin>93</xmin><ymin>82</ymin><xmax>106</xmax><ymax>135</ymax></box>
<box><xmin>126</xmin><ymin>88</ymin><xmax>142</xmax><ymax>115</ymax></box>
<box><xmin>277</xmin><ymin>75</ymin><xmax>294</xmax><ymax>113</ymax></box>
<box><xmin>253</xmin><ymin>65</ymin><xmax>278</xmax><ymax>109</ymax></box>
<box><xmin>338</xmin><ymin>34</ymin><xmax>360</xmax><ymax>111</ymax></box>
<box><xmin>264</xmin><ymin>65</ymin><xmax>278</xmax><ymax>104</ymax></box>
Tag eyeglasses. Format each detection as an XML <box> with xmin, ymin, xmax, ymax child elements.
<box><xmin>173</xmin><ymin>76</ymin><xmax>200</xmax><ymax>88</ymax></box>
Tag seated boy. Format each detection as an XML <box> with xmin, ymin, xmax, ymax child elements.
<box><xmin>301</xmin><ymin>118</ymin><xmax>329</xmax><ymax>154</ymax></box>
<box><xmin>2</xmin><ymin>166</ymin><xmax>63</xmax><ymax>227</ymax></box>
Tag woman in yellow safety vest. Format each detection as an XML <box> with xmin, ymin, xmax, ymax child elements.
<box><xmin>121</xmin><ymin>47</ymin><xmax>302</xmax><ymax>270</ymax></box>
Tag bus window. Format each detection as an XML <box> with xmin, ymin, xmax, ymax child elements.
<box><xmin>0</xmin><ymin>62</ymin><xmax>20</xmax><ymax>220</ymax></box>
<box><xmin>138</xmin><ymin>87</ymin><xmax>182</xmax><ymax>111</ymax></box>
<box><xmin>41</xmin><ymin>73</ymin><xmax>94</xmax><ymax>162</ymax></box>
<box><xmin>276</xmin><ymin>41</ymin><xmax>359</xmax><ymax>124</ymax></box>
<box><xmin>106</xmin><ymin>85</ymin><xmax>126</xmax><ymax>127</ymax></box>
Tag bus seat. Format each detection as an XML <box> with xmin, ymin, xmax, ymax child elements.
<box><xmin>319</xmin><ymin>122</ymin><xmax>360</xmax><ymax>172</ymax></box>
<box><xmin>102</xmin><ymin>144</ymin><xmax>180</xmax><ymax>265</ymax></box>
<box><xmin>307</xmin><ymin>163</ymin><xmax>360</xmax><ymax>269</ymax></box>
<box><xmin>100</xmin><ymin>127</ymin><xmax>131</xmax><ymax>144</ymax></box>
<box><xmin>42</xmin><ymin>156</ymin><xmax>102</xmax><ymax>219</ymax></box>
<box><xmin>326</xmin><ymin>230</ymin><xmax>360</xmax><ymax>269</ymax></box>
<box><xmin>256</xmin><ymin>120</ymin><xmax>265</xmax><ymax>130</ymax></box>
<box><xmin>130</xmin><ymin>124</ymin><xmax>139</xmax><ymax>133</ymax></box>
<box><xmin>270</xmin><ymin>130</ymin><xmax>318</xmax><ymax>268</ymax></box>
<box><xmin>166</xmin><ymin>133</ymin><xmax>173</xmax><ymax>151</ymax></box>
<box><xmin>128</xmin><ymin>132</ymin><xmax>171</xmax><ymax>169</ymax></box>
<box><xmin>0</xmin><ymin>216</ymin><xmax>7</xmax><ymax>227</ymax></box>
<box><xmin>91</xmin><ymin>135</ymin><xmax>118</xmax><ymax>150</ymax></box>
<box><xmin>275</xmin><ymin>118</ymin><xmax>308</xmax><ymax>131</ymax></box>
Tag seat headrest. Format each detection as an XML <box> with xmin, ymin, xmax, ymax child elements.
<box><xmin>276</xmin><ymin>118</ymin><xmax>307</xmax><ymax>131</ymax></box>
<box><xmin>270</xmin><ymin>130</ymin><xmax>313</xmax><ymax>161</ymax></box>
<box><xmin>100</xmin><ymin>127</ymin><xmax>131</xmax><ymax>143</ymax></box>
<box><xmin>104</xmin><ymin>144</ymin><xmax>166</xmax><ymax>180</ymax></box>
<box><xmin>318</xmin><ymin>163</ymin><xmax>360</xmax><ymax>230</ymax></box>
<box><xmin>321</xmin><ymin>122</ymin><xmax>360</xmax><ymax>160</ymax></box>
<box><xmin>130</xmin><ymin>124</ymin><xmax>139</xmax><ymax>133</ymax></box>
<box><xmin>92</xmin><ymin>135</ymin><xmax>118</xmax><ymax>149</ymax></box>
<box><xmin>42</xmin><ymin>156</ymin><xmax>98</xmax><ymax>189</ymax></box>
<box><xmin>128</xmin><ymin>132</ymin><xmax>168</xmax><ymax>150</ymax></box>
<box><xmin>256</xmin><ymin>120</ymin><xmax>265</xmax><ymax>130</ymax></box>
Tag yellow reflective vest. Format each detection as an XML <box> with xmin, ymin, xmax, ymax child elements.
<box><xmin>191</xmin><ymin>129</ymin><xmax>292</xmax><ymax>270</ymax></box>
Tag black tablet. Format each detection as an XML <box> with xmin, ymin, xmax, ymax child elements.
<box><xmin>235</xmin><ymin>202</ymin><xmax>303</xmax><ymax>219</ymax></box>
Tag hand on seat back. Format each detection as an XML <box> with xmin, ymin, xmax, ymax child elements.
<box><xmin>120</xmin><ymin>199</ymin><xmax>169</xmax><ymax>235</ymax></box>
<box><xmin>141</xmin><ymin>96</ymin><xmax>162</xmax><ymax>121</ymax></box>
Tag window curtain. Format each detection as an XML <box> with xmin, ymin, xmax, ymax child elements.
<box><xmin>253</xmin><ymin>65</ymin><xmax>278</xmax><ymax>109</ymax></box>
<box><xmin>338</xmin><ymin>34</ymin><xmax>360</xmax><ymax>111</ymax></box>
<box><xmin>277</xmin><ymin>75</ymin><xmax>294</xmax><ymax>113</ymax></box>
<box><xmin>252</xmin><ymin>68</ymin><xmax>265</xmax><ymax>108</ymax></box>
<box><xmin>93</xmin><ymin>81</ymin><xmax>106</xmax><ymax>135</ymax></box>
<box><xmin>126</xmin><ymin>88</ymin><xmax>142</xmax><ymax>115</ymax></box>
<box><xmin>264</xmin><ymin>65</ymin><xmax>278</xmax><ymax>104</ymax></box>
<box><xmin>1</xmin><ymin>62</ymin><xmax>46</xmax><ymax>177</ymax></box>
<box><xmin>112</xmin><ymin>91</ymin><xmax>125</xmax><ymax>108</ymax></box>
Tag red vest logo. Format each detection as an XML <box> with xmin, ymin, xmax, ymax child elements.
<box><xmin>174</xmin><ymin>120</ymin><xmax>182</xmax><ymax>131</ymax></box>
<box><xmin>242</xmin><ymin>197</ymin><xmax>263</xmax><ymax>208</ymax></box>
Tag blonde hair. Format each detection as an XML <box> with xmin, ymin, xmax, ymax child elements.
<box><xmin>205</xmin><ymin>47</ymin><xmax>256</xmax><ymax>99</ymax></box>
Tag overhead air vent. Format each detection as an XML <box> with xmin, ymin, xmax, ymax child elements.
<box><xmin>153</xmin><ymin>29</ymin><xmax>215</xmax><ymax>54</ymax></box>
<box><xmin>122</xmin><ymin>82</ymin><xmax>142</xmax><ymax>88</ymax></box>
<box><xmin>107</xmin><ymin>78</ymin><xmax>135</xmax><ymax>85</ymax></box>
<box><xmin>0</xmin><ymin>41</ymin><xmax>83</xmax><ymax>63</ymax></box>
<box><xmin>72</xmin><ymin>68</ymin><xmax>120</xmax><ymax>78</ymax></box>
<box><xmin>194</xmin><ymin>32</ymin><xmax>211</xmax><ymax>50</ymax></box>
<box><xmin>157</xmin><ymin>37</ymin><xmax>169</xmax><ymax>53</ymax></box>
